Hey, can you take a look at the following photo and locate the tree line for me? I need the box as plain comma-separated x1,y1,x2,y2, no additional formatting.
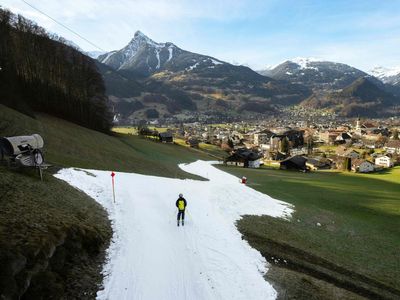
0,7,112,132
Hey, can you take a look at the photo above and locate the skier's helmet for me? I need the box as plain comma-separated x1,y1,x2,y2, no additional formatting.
179,193,183,198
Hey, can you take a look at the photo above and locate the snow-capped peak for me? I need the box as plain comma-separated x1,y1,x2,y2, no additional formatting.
369,66,400,79
130,30,162,48
289,57,323,69
264,57,323,70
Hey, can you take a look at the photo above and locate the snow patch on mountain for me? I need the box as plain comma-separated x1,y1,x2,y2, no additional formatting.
370,66,400,81
264,57,323,71
211,58,223,65
101,51,117,64
187,62,200,71
155,48,161,69
167,45,174,62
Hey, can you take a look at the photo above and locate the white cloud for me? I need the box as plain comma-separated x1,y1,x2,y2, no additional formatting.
1,0,399,71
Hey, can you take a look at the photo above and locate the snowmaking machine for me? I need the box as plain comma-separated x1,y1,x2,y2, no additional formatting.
0,134,47,179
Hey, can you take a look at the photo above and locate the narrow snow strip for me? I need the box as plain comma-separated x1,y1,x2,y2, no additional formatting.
101,51,117,63
167,46,173,62
155,49,161,69
55,160,293,300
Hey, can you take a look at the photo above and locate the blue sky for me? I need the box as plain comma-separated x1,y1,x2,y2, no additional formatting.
2,0,400,71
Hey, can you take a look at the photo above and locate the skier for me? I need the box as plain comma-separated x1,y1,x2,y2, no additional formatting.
176,193,187,226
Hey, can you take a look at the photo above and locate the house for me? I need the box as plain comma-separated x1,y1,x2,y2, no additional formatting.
384,140,400,154
253,130,275,146
290,147,308,156
319,130,342,144
280,155,307,171
306,157,332,170
187,137,200,148
375,155,394,168
270,130,305,152
334,132,352,144
225,149,262,168
351,159,375,173
336,147,360,159
158,132,173,143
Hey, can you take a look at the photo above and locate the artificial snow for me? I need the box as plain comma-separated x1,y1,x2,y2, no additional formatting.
55,160,293,300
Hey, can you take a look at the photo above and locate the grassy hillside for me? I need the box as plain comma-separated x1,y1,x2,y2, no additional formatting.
220,166,400,299
0,104,214,299
0,165,111,299
0,104,212,179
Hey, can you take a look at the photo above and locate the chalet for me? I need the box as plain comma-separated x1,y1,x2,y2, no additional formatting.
187,137,200,148
253,130,275,146
384,140,400,154
270,129,304,151
336,147,360,159
158,132,173,143
319,130,342,145
306,157,332,170
334,132,352,144
225,149,262,168
351,159,375,173
280,155,307,171
290,147,308,156
375,155,394,168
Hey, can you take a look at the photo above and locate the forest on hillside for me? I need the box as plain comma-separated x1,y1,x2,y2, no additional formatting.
0,7,112,132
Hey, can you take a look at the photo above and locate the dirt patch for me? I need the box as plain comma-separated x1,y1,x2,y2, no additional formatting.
242,229,400,300
266,264,364,300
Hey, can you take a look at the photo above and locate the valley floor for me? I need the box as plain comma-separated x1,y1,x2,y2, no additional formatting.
55,160,292,300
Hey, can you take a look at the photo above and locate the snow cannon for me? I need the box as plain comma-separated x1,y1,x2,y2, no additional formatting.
0,134,44,167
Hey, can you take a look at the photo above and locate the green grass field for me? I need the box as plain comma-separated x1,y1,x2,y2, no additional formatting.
0,104,213,179
173,137,228,160
220,165,400,297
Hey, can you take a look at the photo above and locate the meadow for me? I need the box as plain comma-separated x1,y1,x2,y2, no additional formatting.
220,165,400,299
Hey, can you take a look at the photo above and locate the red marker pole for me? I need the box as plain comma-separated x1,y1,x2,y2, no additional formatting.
111,171,116,203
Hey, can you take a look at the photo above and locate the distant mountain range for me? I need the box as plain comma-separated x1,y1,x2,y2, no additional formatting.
301,77,398,117
95,31,310,123
92,33,400,123
370,66,400,85
259,57,384,90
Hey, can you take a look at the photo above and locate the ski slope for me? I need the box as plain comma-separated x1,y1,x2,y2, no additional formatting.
55,160,293,300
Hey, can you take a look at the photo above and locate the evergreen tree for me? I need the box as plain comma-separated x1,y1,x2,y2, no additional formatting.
0,8,112,132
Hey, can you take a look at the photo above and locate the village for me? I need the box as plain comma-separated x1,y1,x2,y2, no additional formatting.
127,115,400,174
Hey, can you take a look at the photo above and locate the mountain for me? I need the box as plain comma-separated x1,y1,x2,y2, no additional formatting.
369,66,400,97
98,30,229,77
259,58,381,90
96,32,311,123
300,77,399,117
86,50,107,59
370,66,400,85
